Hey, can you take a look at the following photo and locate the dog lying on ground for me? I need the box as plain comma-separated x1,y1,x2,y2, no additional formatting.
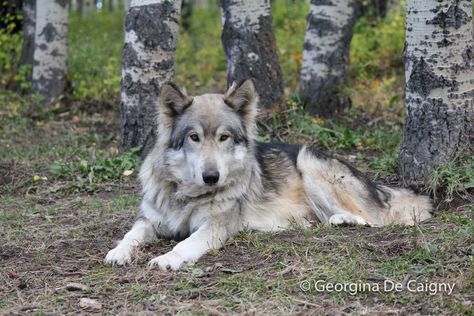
105,79,432,270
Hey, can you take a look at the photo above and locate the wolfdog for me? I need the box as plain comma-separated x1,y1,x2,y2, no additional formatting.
105,80,432,270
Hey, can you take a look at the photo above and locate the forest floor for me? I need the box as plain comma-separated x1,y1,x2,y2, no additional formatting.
0,93,472,315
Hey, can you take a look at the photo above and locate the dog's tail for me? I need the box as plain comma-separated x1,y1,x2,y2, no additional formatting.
381,186,433,225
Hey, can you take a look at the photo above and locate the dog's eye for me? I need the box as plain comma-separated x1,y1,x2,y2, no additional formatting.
190,134,200,142
220,135,230,142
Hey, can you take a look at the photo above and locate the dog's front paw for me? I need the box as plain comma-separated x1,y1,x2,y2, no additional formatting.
148,251,189,271
105,246,132,266
329,214,370,226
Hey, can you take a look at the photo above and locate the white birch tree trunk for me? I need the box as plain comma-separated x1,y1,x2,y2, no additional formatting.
121,0,182,155
112,0,120,11
221,0,284,111
32,0,69,106
124,0,132,12
365,0,390,17
105,0,119,11
181,0,193,29
399,0,473,185
71,0,78,12
299,0,362,117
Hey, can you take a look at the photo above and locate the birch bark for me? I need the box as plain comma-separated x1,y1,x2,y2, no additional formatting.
120,0,182,155
124,0,132,12
299,0,362,117
399,0,474,184
221,0,284,110
31,0,69,105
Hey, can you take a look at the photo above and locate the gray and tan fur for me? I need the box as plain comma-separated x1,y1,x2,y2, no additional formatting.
105,80,432,270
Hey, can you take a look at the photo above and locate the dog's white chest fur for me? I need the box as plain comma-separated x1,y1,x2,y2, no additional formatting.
140,191,239,240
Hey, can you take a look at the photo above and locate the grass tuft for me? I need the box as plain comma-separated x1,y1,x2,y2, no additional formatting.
427,153,474,204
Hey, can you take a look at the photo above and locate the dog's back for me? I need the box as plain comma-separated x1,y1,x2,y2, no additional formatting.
239,142,431,229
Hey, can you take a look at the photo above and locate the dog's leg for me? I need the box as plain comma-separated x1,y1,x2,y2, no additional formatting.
328,213,369,226
298,147,375,226
148,220,235,271
105,218,156,266
304,191,370,226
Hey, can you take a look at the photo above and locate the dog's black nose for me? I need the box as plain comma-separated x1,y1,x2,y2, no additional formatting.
202,171,219,185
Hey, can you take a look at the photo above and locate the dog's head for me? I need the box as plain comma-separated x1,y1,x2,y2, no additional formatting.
157,79,258,192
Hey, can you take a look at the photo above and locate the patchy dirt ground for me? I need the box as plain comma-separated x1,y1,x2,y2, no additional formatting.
0,106,472,315
1,192,472,315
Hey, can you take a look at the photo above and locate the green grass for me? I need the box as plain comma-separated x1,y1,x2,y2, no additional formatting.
68,10,124,103
427,154,474,204
175,4,226,93
350,3,406,80
47,146,140,192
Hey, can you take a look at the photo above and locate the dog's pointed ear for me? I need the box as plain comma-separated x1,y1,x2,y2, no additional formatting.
223,79,258,121
159,82,193,118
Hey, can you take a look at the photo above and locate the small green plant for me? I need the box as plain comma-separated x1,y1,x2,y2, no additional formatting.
368,151,398,173
0,6,22,88
48,147,141,191
350,3,406,80
15,64,32,92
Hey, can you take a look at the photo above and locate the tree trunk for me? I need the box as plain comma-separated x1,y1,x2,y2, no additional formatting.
19,0,35,68
124,0,132,12
31,0,69,106
77,0,84,15
299,0,362,117
399,0,473,185
82,0,95,16
71,0,78,12
105,0,118,12
181,0,193,30
112,0,120,11
121,0,182,155
220,0,284,111
107,0,114,12
364,0,390,18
